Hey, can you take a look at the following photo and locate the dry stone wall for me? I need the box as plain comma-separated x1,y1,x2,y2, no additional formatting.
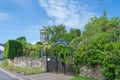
80,65,103,80
8,57,46,71
8,57,104,80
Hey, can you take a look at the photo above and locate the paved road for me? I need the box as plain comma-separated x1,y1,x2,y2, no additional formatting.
0,70,19,80
25,73,74,80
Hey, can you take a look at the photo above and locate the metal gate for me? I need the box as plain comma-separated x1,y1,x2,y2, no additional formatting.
46,56,74,75
46,56,58,72
46,40,74,75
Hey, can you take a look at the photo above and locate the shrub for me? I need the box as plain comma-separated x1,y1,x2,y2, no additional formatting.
4,40,23,59
102,51,120,80
74,29,120,80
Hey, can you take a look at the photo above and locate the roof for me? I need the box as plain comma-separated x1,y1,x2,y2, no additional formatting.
0,43,5,47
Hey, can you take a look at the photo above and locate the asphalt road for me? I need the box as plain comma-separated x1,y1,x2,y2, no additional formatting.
0,70,19,80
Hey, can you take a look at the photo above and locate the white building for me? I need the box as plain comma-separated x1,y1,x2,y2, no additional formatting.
0,43,5,59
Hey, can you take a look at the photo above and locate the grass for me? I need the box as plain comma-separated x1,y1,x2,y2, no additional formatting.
1,60,45,75
70,76,98,80
1,60,9,67
7,66,45,75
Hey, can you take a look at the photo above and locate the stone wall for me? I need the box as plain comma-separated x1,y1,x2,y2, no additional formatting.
8,57,46,71
80,65,103,80
7,57,104,79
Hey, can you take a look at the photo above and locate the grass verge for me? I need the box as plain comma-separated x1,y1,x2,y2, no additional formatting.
7,66,45,75
70,76,98,80
1,60,8,67
0,60,45,75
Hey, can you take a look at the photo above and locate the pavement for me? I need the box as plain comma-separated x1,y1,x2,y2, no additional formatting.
24,73,74,80
0,67,24,80
0,67,74,80
0,69,19,80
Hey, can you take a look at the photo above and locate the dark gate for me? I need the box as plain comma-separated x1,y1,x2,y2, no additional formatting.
46,56,58,72
46,56,74,75
46,40,74,75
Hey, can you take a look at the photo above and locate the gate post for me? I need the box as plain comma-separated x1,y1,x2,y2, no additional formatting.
64,64,66,75
46,46,48,72
55,56,58,73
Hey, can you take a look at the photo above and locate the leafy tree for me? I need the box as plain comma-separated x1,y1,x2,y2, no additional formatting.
16,36,26,47
108,17,120,27
45,24,67,43
62,28,81,42
35,41,43,45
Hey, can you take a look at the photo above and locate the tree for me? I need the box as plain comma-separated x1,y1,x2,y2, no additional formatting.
45,24,67,43
16,36,26,47
35,41,43,45
62,28,81,42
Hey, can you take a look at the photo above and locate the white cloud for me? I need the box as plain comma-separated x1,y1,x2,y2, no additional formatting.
46,20,54,26
38,0,97,30
0,12,11,21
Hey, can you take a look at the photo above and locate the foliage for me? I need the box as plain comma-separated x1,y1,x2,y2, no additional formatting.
72,64,80,75
45,24,67,43
16,36,26,47
62,28,81,42
52,44,73,64
70,76,98,80
24,44,43,58
35,41,43,45
102,41,120,80
74,11,120,80
16,36,43,58
45,24,81,44
34,44,43,57
74,28,120,79
4,40,23,59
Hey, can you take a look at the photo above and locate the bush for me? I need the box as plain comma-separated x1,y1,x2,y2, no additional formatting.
74,29,120,80
102,52,120,80
4,40,23,59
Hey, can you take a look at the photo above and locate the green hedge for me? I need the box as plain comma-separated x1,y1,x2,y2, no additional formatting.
4,40,23,59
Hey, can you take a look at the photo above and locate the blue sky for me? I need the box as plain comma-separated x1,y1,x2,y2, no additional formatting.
0,0,120,44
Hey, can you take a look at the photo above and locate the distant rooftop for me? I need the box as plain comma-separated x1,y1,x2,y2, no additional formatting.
0,43,5,47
